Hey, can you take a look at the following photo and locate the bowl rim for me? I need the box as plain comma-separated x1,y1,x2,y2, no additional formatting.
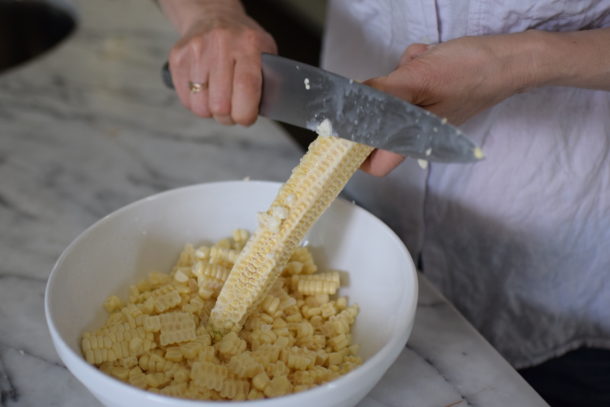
44,180,418,406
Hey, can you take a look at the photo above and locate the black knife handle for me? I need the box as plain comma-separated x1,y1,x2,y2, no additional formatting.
161,61,174,89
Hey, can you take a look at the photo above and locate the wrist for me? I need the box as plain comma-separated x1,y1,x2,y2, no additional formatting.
518,30,574,89
500,30,559,93
513,28,610,91
158,0,246,35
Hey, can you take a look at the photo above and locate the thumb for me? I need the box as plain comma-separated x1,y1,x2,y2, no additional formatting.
363,73,418,104
362,75,391,94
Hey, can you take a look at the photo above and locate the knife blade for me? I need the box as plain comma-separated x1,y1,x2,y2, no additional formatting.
162,54,483,163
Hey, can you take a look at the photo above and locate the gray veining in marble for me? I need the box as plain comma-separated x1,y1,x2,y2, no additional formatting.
0,0,548,406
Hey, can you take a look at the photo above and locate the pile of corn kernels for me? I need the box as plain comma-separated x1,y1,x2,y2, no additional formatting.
81,230,361,401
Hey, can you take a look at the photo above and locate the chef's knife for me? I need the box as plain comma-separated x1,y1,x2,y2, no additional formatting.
162,54,483,163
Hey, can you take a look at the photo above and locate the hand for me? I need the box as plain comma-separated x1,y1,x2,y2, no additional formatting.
361,33,535,176
164,1,277,125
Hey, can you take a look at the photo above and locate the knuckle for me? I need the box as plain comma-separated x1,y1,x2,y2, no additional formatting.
187,36,206,56
406,42,427,54
233,110,257,126
208,28,232,47
169,46,186,66
192,104,211,118
236,70,261,91
241,29,275,53
241,29,262,46
209,97,231,116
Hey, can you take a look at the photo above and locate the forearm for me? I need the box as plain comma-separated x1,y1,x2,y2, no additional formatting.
522,28,610,91
158,0,246,34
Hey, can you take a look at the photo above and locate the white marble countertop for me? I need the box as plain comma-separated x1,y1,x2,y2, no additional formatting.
0,1,548,406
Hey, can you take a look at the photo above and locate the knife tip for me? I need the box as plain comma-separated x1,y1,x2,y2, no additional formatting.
473,147,485,160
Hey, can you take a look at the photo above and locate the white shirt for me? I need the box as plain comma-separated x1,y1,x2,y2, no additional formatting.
321,0,610,368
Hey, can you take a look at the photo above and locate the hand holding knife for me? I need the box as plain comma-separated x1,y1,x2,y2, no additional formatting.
162,54,483,164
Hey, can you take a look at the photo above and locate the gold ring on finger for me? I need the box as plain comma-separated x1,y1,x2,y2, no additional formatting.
189,81,207,94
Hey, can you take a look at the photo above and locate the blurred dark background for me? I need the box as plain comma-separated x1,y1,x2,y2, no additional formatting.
243,0,326,149
0,1,75,73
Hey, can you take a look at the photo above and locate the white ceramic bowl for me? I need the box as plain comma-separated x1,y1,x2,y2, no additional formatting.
45,180,417,407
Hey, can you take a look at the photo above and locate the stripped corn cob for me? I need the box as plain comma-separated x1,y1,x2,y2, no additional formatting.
209,135,373,333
